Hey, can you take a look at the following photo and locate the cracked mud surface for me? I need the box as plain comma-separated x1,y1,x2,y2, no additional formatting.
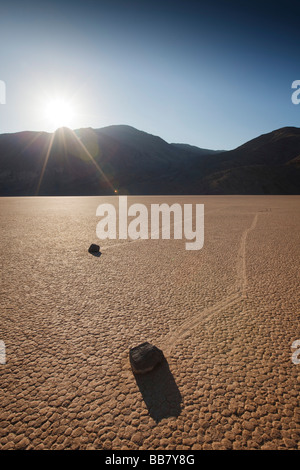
0,196,299,449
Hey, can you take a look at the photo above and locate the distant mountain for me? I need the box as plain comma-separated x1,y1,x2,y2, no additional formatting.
186,126,300,194
170,143,225,156
0,125,299,195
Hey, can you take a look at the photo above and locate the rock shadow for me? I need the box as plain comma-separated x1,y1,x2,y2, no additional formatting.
89,251,102,257
134,358,182,423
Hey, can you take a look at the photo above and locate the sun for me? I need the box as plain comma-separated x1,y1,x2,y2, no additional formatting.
44,97,74,129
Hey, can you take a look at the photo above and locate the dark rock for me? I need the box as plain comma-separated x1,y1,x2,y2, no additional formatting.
88,243,100,253
129,342,165,374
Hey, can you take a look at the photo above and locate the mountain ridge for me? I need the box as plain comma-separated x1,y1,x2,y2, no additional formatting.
0,125,299,195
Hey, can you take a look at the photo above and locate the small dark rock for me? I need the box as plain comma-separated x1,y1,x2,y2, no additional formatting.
88,243,100,253
129,342,165,374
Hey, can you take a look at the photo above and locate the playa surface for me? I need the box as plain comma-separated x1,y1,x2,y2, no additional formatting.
0,195,299,450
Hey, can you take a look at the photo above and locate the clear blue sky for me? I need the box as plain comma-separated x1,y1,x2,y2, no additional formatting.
0,0,299,149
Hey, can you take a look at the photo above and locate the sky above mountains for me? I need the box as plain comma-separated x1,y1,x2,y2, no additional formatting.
0,0,299,149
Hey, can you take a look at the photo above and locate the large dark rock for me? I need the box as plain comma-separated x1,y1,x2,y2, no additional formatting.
129,342,165,374
88,243,100,253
